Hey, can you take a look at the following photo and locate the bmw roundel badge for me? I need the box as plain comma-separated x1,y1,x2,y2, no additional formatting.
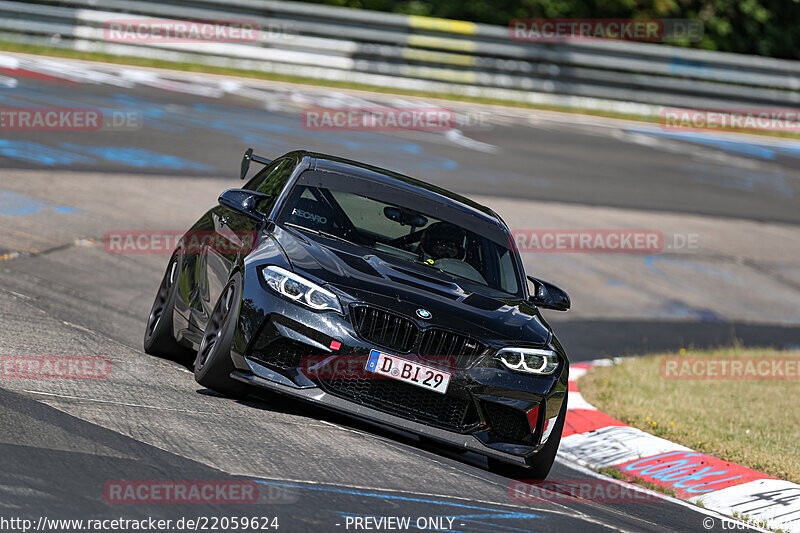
416,308,432,320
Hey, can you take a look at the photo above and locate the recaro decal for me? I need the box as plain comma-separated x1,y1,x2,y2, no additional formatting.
292,208,327,225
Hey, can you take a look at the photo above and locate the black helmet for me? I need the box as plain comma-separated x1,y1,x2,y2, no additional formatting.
420,222,466,260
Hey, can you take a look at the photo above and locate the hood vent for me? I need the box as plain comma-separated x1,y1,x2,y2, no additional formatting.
462,293,505,311
333,251,384,278
385,276,460,300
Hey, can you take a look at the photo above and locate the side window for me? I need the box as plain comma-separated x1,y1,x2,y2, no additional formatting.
243,158,284,191
498,248,519,295
285,187,335,233
243,158,294,215
256,159,293,197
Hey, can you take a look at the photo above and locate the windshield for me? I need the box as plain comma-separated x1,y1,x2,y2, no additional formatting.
276,170,521,296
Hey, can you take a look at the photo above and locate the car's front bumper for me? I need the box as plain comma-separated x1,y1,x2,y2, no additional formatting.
229,273,568,465
230,366,534,465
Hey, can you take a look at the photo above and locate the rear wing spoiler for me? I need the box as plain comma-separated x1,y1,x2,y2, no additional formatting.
240,148,272,180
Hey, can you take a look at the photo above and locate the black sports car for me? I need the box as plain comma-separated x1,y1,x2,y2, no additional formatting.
144,149,571,478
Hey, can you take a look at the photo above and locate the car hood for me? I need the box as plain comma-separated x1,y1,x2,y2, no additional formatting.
272,226,551,346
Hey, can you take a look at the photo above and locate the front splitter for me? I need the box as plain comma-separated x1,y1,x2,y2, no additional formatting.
230,369,533,466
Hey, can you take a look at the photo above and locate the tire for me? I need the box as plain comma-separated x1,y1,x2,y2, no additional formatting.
193,273,250,398
488,391,568,480
144,254,191,360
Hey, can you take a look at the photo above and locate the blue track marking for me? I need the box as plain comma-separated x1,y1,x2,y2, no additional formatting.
59,144,212,171
3,79,465,172
687,163,793,198
645,255,737,282
625,127,800,161
643,256,733,321
646,256,800,319
25,79,459,163
253,480,543,532
0,140,95,166
0,188,79,216
0,139,215,171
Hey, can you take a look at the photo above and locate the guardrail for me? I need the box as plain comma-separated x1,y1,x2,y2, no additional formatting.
1,0,799,115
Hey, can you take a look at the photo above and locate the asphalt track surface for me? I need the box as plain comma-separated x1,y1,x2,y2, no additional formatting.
1,53,797,532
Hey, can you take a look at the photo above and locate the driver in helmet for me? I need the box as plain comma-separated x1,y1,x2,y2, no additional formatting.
419,222,466,262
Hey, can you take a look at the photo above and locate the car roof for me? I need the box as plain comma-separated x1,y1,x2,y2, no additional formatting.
284,151,505,228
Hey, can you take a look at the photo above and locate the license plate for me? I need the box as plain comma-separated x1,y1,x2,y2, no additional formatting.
364,350,451,394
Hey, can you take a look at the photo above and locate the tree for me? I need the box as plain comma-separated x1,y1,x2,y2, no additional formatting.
303,0,800,59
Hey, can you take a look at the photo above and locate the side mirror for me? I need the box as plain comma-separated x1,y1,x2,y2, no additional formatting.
219,189,272,221
527,276,570,311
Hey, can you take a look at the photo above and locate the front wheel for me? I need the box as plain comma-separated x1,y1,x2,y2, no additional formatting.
489,391,568,480
193,273,250,398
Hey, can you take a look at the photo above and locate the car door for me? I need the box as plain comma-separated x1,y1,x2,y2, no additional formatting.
196,157,295,331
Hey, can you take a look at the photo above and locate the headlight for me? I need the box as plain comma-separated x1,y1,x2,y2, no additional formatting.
261,266,341,312
495,347,559,375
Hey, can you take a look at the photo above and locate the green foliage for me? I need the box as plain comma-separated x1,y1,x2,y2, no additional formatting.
301,0,800,59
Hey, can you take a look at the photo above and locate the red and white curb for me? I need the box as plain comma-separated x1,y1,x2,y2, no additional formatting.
560,360,800,532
